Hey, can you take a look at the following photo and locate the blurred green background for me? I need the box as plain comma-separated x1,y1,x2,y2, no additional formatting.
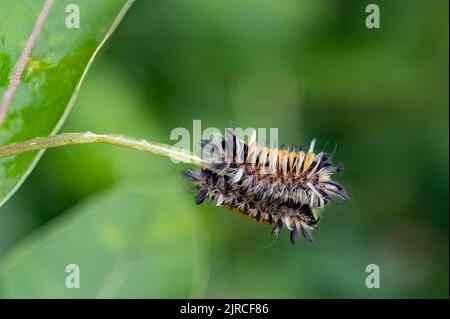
0,0,448,298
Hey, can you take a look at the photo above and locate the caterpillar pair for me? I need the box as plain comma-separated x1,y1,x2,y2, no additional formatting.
183,130,349,245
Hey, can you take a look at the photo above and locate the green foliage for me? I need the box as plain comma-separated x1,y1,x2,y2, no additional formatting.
0,180,207,298
0,0,448,299
0,0,134,207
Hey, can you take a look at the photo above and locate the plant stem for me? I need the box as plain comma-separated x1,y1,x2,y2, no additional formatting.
0,132,206,165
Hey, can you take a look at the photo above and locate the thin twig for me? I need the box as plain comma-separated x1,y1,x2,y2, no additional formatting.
0,132,206,165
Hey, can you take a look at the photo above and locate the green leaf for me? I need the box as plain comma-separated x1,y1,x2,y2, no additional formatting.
0,0,134,207
0,179,208,298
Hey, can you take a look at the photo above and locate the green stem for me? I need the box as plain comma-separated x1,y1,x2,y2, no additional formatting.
0,132,205,165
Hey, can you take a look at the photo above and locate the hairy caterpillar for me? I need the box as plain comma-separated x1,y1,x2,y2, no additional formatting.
183,129,349,245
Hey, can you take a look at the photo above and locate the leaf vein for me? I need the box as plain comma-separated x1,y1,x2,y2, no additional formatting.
0,0,54,126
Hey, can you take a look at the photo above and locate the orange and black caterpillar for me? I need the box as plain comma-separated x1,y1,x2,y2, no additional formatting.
183,129,349,245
